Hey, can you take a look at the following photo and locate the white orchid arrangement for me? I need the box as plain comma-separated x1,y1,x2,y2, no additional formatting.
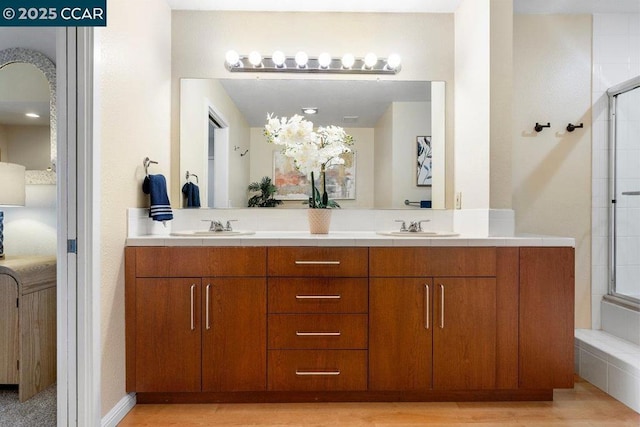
264,114,354,208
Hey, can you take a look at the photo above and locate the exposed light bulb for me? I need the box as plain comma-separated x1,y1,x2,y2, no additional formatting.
386,53,401,70
294,51,308,68
364,53,378,69
318,52,331,69
341,53,355,69
225,50,240,67
272,50,286,67
248,51,262,67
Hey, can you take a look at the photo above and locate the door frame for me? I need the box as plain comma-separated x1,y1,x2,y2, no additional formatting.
57,27,100,426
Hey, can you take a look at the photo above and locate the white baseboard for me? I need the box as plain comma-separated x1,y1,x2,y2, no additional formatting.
101,393,136,427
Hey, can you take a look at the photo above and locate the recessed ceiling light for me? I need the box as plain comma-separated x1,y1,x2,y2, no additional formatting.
25,113,40,118
302,108,318,115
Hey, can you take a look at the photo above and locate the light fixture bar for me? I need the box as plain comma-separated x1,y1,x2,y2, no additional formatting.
225,55,401,75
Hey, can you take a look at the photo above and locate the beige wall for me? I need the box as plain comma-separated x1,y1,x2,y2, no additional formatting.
4,125,50,169
454,0,491,209
513,15,592,328
171,11,455,208
391,102,432,208
96,0,172,416
455,0,513,211
180,79,250,208
489,0,513,209
374,105,394,208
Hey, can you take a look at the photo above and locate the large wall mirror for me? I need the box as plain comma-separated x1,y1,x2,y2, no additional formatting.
179,78,445,209
0,48,56,184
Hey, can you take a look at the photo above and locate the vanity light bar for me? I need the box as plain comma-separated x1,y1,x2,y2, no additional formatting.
225,51,401,75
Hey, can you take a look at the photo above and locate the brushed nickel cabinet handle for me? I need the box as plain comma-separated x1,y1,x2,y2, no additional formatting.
296,331,341,336
294,260,341,265
425,284,430,330
439,284,445,329
205,284,211,330
190,284,196,331
295,295,341,300
295,370,341,376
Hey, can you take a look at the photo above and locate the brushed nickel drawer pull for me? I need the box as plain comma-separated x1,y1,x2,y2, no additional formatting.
296,331,341,336
439,284,445,329
205,284,211,330
295,295,341,300
295,370,341,376
190,284,196,331
425,284,430,330
294,260,341,265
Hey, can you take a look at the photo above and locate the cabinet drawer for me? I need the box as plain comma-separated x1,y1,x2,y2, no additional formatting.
268,350,367,391
134,247,266,277
268,247,368,277
370,247,496,277
268,314,367,349
268,278,368,313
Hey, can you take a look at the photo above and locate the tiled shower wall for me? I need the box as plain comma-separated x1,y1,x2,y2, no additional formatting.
591,13,640,329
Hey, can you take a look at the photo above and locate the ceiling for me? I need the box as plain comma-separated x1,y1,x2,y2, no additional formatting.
166,0,640,14
217,79,432,127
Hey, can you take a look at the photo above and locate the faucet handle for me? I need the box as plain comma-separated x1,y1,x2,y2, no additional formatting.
395,219,407,231
202,219,216,231
417,220,431,231
224,219,238,231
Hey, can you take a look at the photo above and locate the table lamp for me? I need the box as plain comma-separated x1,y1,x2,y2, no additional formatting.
0,162,26,259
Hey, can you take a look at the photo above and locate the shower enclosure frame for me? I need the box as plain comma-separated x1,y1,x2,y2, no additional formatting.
607,75,640,311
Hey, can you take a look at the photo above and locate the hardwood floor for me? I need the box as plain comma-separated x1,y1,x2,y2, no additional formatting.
118,377,640,426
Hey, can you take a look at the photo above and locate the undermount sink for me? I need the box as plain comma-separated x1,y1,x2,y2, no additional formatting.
376,230,459,237
170,230,255,237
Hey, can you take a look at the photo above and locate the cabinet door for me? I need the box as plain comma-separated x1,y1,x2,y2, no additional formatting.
369,278,433,391
202,278,267,391
519,247,574,389
135,278,201,392
433,278,496,390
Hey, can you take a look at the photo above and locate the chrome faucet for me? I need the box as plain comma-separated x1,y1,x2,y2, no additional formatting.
404,219,431,232
202,219,237,232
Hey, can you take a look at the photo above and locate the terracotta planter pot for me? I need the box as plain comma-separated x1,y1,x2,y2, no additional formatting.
307,209,332,234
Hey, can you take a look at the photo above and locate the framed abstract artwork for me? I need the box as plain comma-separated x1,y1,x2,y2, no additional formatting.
273,151,356,200
416,136,432,186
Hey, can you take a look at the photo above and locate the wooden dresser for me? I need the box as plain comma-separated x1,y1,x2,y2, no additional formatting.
0,255,57,401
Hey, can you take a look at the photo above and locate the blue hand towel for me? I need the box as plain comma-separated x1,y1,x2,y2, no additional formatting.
142,174,173,222
182,182,201,208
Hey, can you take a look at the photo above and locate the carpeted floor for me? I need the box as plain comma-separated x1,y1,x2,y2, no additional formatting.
0,383,56,427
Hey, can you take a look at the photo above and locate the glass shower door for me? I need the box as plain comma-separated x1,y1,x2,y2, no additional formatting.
611,78,640,304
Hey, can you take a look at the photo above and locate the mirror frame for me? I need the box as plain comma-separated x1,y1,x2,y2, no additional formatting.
0,47,56,184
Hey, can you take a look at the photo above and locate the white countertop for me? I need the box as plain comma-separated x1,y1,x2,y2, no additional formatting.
126,231,575,247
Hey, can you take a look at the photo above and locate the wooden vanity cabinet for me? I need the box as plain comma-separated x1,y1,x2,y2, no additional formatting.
201,277,266,392
126,244,574,402
126,247,267,393
134,278,202,392
267,247,369,392
519,247,575,389
369,247,505,392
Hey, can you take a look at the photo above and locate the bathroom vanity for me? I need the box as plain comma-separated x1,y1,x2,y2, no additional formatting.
125,236,574,403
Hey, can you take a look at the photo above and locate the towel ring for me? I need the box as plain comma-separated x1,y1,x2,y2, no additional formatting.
143,157,158,176
186,171,199,183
